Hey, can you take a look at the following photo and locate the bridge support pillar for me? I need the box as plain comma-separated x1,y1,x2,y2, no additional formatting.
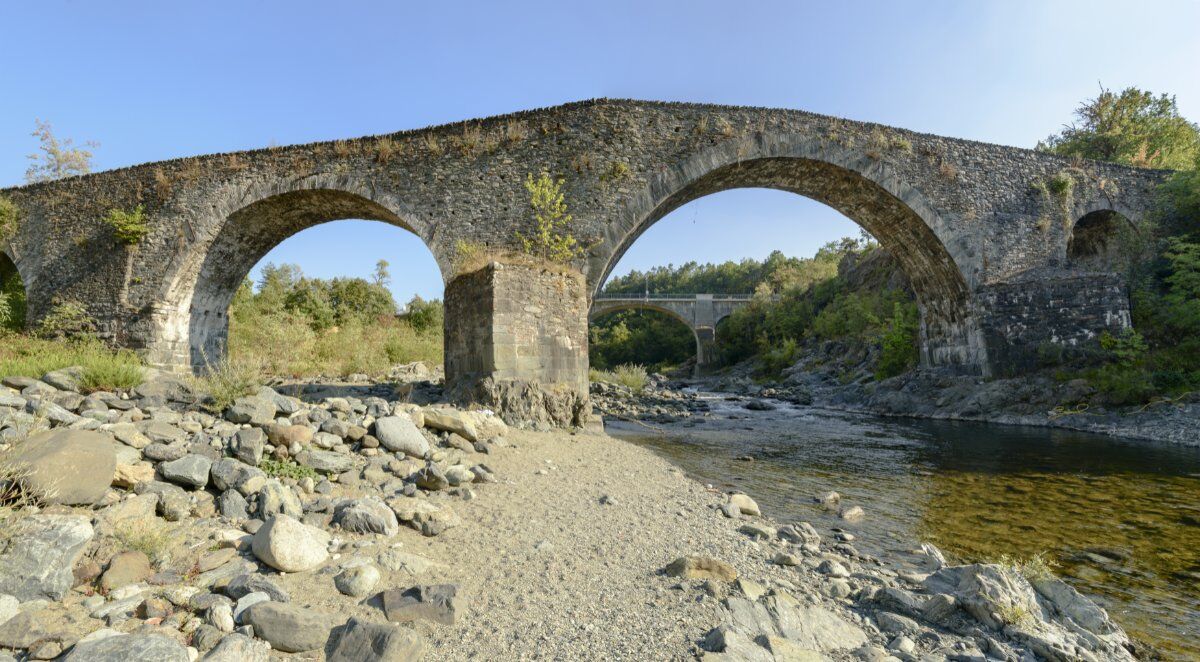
694,327,716,378
444,262,591,428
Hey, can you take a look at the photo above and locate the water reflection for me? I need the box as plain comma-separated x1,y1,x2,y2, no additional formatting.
609,400,1200,660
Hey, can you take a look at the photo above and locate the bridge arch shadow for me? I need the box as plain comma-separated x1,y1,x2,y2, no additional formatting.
593,135,986,373
0,250,27,332
157,186,443,372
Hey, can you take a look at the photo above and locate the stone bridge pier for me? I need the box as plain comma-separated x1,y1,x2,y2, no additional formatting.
589,294,753,376
0,100,1170,427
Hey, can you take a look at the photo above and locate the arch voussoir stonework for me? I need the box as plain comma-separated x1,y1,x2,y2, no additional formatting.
0,99,1173,423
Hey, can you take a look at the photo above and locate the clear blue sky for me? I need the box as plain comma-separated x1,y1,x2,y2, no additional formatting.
3,1,1198,303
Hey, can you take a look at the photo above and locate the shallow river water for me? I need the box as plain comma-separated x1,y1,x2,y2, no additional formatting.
607,393,1200,660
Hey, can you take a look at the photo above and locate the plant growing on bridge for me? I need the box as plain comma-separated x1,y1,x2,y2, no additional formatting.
35,298,96,340
0,195,20,242
102,205,149,245
1038,85,1199,170
599,160,631,185
517,171,584,264
25,120,96,184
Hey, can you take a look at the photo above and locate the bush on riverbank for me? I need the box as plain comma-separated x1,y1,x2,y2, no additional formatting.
0,333,144,392
589,364,649,392
226,264,443,379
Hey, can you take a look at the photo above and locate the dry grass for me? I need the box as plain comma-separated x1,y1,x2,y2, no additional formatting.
228,312,441,380
456,125,482,156
111,517,174,565
939,161,959,180
152,168,172,198
376,137,397,164
333,140,354,157
225,154,247,172
191,354,262,413
590,363,648,393
503,121,528,146
0,334,144,392
424,134,443,157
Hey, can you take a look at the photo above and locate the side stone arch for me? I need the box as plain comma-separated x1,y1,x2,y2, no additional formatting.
145,174,446,370
588,300,706,374
588,133,985,373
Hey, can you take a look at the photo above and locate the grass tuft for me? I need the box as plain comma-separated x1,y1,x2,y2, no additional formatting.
589,363,648,392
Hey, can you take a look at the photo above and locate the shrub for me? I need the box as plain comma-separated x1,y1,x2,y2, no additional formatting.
35,299,95,339
78,349,145,392
759,338,800,377
103,205,149,245
192,357,262,413
0,195,19,241
260,458,318,481
876,302,919,379
589,363,648,392
516,171,584,264
111,518,173,565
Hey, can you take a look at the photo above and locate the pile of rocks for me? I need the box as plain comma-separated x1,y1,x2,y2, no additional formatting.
0,367,505,660
689,493,1137,662
589,377,705,423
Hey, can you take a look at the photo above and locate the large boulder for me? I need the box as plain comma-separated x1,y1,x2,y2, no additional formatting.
421,408,479,442
244,602,330,653
158,454,213,489
325,617,425,662
64,632,190,661
3,429,116,505
225,396,276,426
373,416,430,458
335,497,400,536
251,515,330,572
0,514,93,600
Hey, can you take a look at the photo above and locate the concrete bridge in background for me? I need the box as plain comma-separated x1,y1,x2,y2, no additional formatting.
590,293,754,375
0,99,1170,426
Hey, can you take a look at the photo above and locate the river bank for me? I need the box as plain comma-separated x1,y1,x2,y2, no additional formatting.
0,367,1146,660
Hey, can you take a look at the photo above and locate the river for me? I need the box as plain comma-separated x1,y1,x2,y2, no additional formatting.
606,393,1200,660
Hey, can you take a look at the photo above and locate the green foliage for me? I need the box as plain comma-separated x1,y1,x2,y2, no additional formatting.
517,171,584,264
876,302,920,379
260,458,319,481
102,205,149,245
1038,86,1200,169
589,363,648,392
35,299,95,340
759,338,800,377
373,259,391,288
600,160,631,184
192,357,262,413
589,310,694,372
226,266,441,379
0,272,25,332
0,195,20,241
25,120,96,184
0,334,143,391
1099,329,1147,367
400,295,444,334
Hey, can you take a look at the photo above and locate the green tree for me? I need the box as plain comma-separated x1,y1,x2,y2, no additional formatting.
402,295,444,334
1038,86,1199,169
518,171,584,263
25,120,97,183
373,259,391,288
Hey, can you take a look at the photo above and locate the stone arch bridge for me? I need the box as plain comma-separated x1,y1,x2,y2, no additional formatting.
590,293,753,375
0,99,1169,425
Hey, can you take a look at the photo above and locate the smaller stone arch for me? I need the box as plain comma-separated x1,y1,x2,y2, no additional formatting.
1067,209,1135,273
588,300,707,377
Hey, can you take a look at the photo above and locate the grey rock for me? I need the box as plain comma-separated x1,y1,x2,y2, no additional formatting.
233,591,270,622
0,514,93,601
251,515,330,572
335,565,381,597
218,489,250,519
159,453,212,489
226,573,290,603
235,428,265,466
373,416,430,458
202,633,270,661
413,463,448,491
226,397,275,426
63,633,189,661
210,458,264,492
379,584,461,625
325,617,425,662
0,611,47,648
142,441,188,462
245,602,331,653
304,449,356,474
3,429,116,505
257,479,302,518
335,497,400,536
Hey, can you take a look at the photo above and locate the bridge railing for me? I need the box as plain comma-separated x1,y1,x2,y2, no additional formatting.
593,292,755,301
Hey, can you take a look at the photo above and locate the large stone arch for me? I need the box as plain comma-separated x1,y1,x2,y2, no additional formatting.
589,134,985,372
150,177,443,371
